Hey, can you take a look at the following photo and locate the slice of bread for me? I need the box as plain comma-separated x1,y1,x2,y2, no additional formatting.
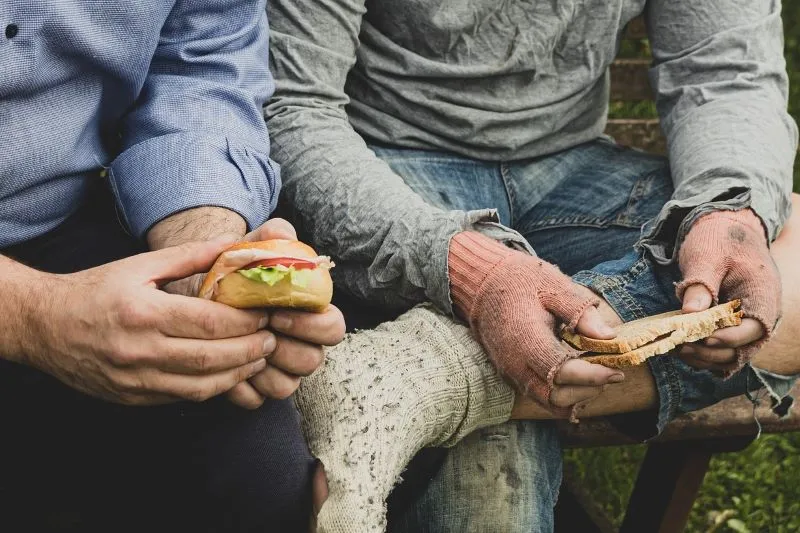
580,310,743,369
561,300,742,354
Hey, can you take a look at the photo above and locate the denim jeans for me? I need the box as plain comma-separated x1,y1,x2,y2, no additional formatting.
371,138,797,533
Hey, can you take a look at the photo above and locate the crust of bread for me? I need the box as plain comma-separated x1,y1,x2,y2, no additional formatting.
199,240,332,312
213,266,333,312
561,299,742,353
211,239,319,258
580,309,743,369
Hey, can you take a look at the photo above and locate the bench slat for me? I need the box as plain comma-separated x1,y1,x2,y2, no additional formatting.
609,58,652,102
605,118,665,154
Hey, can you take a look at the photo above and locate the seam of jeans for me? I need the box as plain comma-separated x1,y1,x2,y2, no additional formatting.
614,167,662,227
498,161,517,225
646,355,683,435
573,270,647,321
372,155,494,167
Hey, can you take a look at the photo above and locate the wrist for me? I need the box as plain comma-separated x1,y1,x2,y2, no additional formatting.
695,208,767,243
0,257,54,365
147,206,246,250
448,232,515,318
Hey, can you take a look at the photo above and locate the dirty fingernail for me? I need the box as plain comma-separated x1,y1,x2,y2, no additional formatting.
271,313,292,330
250,358,267,374
263,333,277,355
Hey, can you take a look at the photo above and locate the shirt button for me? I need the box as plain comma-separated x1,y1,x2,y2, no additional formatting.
5,24,19,39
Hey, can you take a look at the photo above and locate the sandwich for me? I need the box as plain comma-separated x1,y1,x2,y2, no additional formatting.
560,300,743,369
199,240,334,312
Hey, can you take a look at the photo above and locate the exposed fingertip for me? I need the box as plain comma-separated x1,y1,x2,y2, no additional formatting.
607,373,625,384
250,358,268,375
704,337,722,347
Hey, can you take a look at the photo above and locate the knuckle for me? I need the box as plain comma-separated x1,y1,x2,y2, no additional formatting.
107,345,144,367
549,388,568,408
185,386,213,403
294,347,325,376
114,372,148,394
198,311,219,338
193,349,212,372
271,378,300,400
116,300,155,329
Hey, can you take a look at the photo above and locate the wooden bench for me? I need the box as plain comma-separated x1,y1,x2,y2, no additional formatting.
553,18,800,533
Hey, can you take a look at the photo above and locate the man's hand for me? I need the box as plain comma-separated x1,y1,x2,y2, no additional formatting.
677,208,781,373
19,239,274,405
159,216,346,408
225,219,345,408
449,232,622,413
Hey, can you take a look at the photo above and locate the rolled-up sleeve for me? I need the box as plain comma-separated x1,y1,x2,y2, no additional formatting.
640,0,798,262
108,0,279,238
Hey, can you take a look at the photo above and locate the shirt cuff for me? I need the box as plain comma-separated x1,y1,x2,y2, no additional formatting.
638,186,763,265
108,132,280,238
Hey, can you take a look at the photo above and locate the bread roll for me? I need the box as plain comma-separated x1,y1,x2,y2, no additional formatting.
199,240,333,312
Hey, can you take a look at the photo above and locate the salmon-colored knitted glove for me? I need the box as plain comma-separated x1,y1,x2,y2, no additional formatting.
449,232,598,407
676,209,781,373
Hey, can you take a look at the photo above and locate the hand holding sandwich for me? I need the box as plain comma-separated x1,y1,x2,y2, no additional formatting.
449,232,620,412
677,208,781,373
194,219,345,408
2,239,274,405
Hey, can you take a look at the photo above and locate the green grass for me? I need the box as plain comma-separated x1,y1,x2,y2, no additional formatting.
565,433,800,533
569,8,800,532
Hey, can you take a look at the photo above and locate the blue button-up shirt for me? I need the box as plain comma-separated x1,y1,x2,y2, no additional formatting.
0,1,279,247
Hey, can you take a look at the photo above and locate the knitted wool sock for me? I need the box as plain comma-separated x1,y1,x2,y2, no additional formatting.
295,305,514,533
448,231,598,407
676,208,781,373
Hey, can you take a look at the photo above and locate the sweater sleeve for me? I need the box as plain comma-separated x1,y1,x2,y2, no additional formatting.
639,0,798,262
266,0,531,313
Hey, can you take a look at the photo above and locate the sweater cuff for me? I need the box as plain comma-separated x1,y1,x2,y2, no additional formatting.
448,231,515,317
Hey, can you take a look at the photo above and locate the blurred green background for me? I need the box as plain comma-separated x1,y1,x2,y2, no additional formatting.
567,5,800,532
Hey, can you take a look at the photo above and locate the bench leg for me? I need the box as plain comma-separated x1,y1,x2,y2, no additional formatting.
620,436,755,533
555,468,617,533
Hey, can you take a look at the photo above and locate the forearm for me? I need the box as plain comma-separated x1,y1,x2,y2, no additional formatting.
511,364,657,419
641,0,797,263
146,207,246,250
0,255,49,364
511,339,799,421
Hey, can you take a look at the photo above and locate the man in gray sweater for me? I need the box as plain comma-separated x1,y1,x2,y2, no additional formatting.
267,0,799,530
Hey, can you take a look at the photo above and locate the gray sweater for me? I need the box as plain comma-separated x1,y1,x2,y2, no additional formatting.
266,0,797,314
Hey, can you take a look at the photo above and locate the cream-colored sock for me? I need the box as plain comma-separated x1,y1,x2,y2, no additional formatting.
295,304,515,533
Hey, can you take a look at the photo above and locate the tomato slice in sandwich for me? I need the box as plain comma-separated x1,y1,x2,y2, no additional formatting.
241,257,317,270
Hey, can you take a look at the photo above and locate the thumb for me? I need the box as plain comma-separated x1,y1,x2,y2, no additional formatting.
243,218,298,242
131,236,236,286
681,283,714,313
574,305,616,339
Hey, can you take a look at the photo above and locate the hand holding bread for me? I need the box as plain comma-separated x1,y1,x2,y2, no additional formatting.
196,219,345,409
676,209,780,374
448,232,621,413
199,238,334,312
561,300,744,369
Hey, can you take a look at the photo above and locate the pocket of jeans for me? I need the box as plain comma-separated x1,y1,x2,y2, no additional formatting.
518,152,673,235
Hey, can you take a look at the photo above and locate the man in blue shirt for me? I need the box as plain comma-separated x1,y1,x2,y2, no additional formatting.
0,2,343,530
